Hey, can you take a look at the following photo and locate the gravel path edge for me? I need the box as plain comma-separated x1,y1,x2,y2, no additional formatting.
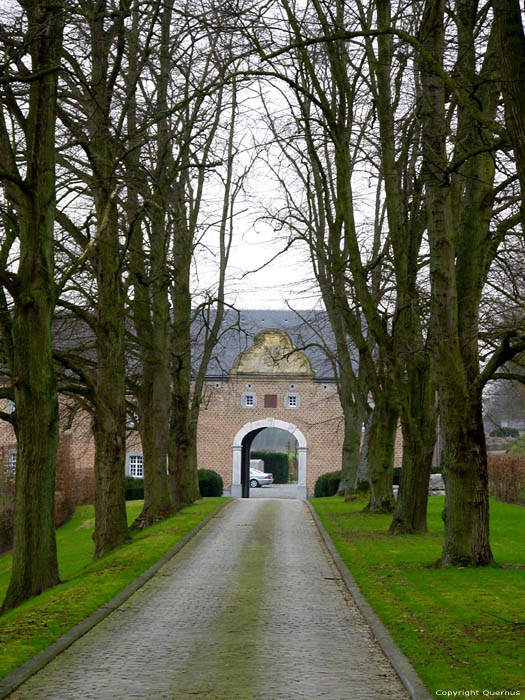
305,500,433,700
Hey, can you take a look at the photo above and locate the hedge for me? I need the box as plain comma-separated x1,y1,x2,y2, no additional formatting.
198,469,223,497
251,451,289,484
314,471,341,497
488,454,525,505
125,476,144,501
489,427,519,438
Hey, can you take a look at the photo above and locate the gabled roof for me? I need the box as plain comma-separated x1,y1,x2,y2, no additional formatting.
195,309,338,379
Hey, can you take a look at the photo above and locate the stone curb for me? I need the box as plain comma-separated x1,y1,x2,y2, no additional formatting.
305,500,433,700
0,499,233,700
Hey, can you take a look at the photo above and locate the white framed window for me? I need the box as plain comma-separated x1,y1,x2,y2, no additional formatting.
242,392,256,408
126,452,144,478
7,449,16,476
285,393,299,409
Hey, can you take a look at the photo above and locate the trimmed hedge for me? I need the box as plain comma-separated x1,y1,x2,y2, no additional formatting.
488,454,525,504
198,469,223,497
490,427,520,438
251,451,289,484
314,470,341,497
125,476,144,501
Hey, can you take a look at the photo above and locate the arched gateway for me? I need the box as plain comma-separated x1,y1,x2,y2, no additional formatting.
232,418,307,499
194,322,346,498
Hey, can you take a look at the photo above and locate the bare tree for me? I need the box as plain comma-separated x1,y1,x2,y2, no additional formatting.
418,0,524,566
0,0,64,612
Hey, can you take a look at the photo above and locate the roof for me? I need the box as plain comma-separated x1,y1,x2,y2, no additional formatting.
48,308,340,382
194,309,338,379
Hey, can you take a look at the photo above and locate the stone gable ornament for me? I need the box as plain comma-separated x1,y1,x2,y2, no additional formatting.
230,329,314,376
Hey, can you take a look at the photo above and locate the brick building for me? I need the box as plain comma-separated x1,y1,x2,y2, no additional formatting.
0,310,403,504
197,326,345,497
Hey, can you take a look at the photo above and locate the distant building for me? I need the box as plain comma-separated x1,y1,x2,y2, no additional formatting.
0,309,403,502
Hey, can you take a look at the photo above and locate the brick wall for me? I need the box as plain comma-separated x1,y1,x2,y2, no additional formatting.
197,376,345,495
0,377,404,506
0,414,76,551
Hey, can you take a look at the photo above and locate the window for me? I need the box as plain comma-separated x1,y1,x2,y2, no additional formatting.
242,392,256,408
7,450,16,476
7,400,15,414
285,393,300,409
264,394,277,408
126,453,144,478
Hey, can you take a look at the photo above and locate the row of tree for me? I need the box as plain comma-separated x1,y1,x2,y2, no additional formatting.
0,0,248,612
242,0,525,566
0,0,524,613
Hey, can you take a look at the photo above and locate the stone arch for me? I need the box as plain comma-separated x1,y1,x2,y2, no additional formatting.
232,418,307,499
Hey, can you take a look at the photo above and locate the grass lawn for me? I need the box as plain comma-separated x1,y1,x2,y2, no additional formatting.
0,498,228,679
311,496,525,698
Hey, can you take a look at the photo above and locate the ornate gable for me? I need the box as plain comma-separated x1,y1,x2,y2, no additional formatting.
230,329,314,376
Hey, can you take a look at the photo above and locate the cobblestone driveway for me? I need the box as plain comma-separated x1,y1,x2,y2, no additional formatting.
9,499,409,700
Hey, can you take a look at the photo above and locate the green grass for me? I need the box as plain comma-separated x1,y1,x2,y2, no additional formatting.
507,434,525,454
311,496,525,698
0,498,228,679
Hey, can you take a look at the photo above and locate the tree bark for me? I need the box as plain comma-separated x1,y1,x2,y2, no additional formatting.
366,390,397,513
169,191,200,507
439,392,492,566
361,0,437,532
390,365,436,534
88,1,129,558
338,398,364,498
493,0,525,231
1,0,63,613
126,3,173,528
419,0,496,565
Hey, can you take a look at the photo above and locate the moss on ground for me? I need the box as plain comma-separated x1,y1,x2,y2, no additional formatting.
0,498,227,679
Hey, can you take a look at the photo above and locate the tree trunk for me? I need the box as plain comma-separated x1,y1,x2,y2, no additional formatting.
134,362,173,528
2,293,60,611
125,3,173,529
169,411,199,508
338,400,364,498
92,398,128,558
169,200,199,507
87,1,129,559
419,0,495,566
366,394,397,513
439,394,492,566
1,0,63,613
91,206,129,557
356,410,373,487
390,424,435,534
390,368,436,534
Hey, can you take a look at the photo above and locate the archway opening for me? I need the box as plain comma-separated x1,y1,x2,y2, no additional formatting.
239,428,264,498
233,419,307,499
250,428,299,487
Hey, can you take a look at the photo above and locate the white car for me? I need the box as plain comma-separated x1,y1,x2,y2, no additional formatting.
249,468,274,488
